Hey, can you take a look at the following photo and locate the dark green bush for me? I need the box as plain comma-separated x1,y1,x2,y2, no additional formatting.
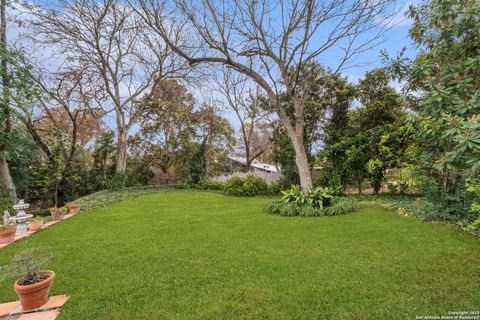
196,179,224,191
269,179,288,195
224,175,269,197
242,175,269,196
223,176,245,196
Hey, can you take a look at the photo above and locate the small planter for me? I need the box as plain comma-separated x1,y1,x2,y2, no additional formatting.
50,208,65,221
68,204,81,215
28,220,44,232
0,226,16,244
14,270,55,311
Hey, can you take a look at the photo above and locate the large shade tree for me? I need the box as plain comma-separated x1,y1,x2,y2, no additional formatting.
15,69,105,205
26,0,189,179
135,0,396,191
131,80,234,180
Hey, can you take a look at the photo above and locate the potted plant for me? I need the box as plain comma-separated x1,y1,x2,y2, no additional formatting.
0,223,16,244
67,203,81,215
50,207,65,221
28,217,44,232
0,248,56,311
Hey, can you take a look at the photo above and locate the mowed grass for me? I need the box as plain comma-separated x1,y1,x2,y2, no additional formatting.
0,191,479,319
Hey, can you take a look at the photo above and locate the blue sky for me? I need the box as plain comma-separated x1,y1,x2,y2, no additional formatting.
320,0,419,83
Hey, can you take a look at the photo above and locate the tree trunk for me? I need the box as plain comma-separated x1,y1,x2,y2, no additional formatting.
0,158,15,200
39,190,49,209
289,132,312,192
245,144,252,172
56,186,65,207
115,130,127,174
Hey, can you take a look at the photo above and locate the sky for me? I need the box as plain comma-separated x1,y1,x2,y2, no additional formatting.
8,0,421,132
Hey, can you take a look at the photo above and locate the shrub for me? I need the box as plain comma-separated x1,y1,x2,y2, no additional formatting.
278,202,301,216
264,201,284,214
223,176,246,196
324,197,359,216
209,171,280,185
197,179,224,191
266,185,358,217
269,179,288,195
281,185,305,204
107,173,128,190
299,205,325,217
0,189,13,215
318,172,345,196
399,182,409,195
242,175,269,196
264,201,332,217
387,183,398,194
306,187,333,209
224,175,269,197
281,186,334,209
126,156,154,187
458,219,480,234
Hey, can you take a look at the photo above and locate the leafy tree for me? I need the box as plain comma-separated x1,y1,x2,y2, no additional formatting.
188,138,207,184
389,0,480,217
133,81,234,182
194,104,235,177
90,131,116,191
322,75,357,148
314,73,356,191
320,69,405,194
132,80,197,176
8,125,41,201
126,156,154,187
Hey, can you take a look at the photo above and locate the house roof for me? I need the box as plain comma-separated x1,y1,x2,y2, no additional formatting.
228,156,280,173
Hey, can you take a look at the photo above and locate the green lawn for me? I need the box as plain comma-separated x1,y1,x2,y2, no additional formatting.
0,191,479,319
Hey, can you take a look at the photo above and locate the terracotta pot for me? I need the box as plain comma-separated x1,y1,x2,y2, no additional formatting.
0,226,16,244
28,220,44,232
68,204,81,215
50,208,65,221
14,270,55,311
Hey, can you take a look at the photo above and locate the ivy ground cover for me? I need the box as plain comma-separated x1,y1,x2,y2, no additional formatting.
0,191,479,319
